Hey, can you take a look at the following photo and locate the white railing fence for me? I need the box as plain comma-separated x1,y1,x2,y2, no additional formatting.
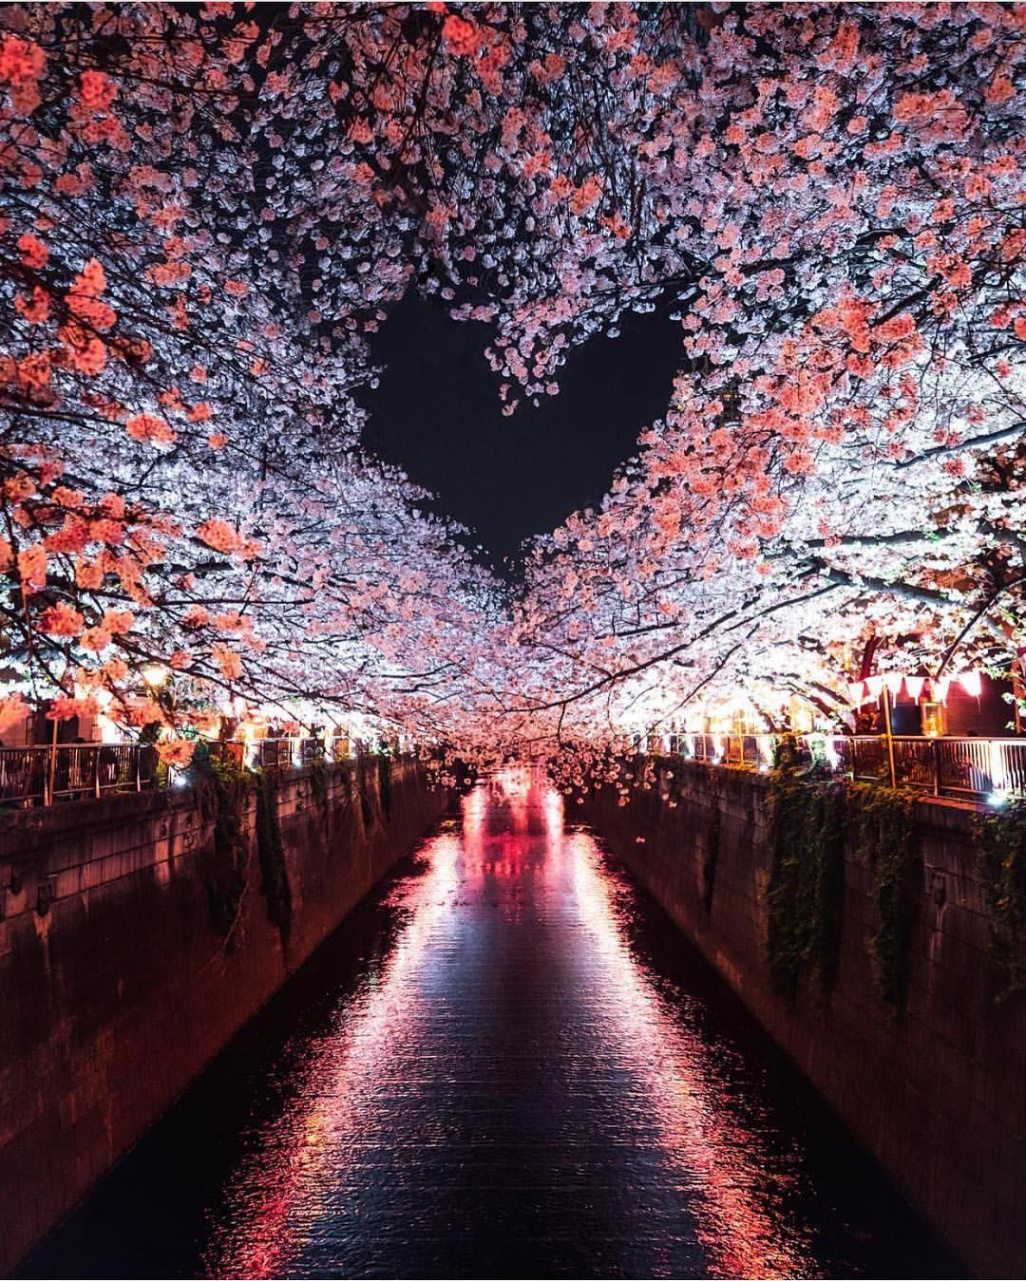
653,733,1026,803
0,735,375,807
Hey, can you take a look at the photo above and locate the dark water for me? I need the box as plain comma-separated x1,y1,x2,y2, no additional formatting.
22,771,963,1279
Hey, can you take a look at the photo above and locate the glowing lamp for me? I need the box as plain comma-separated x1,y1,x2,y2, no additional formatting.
956,671,983,698
142,663,169,689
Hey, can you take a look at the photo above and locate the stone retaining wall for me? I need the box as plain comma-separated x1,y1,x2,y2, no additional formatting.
0,758,450,1274
582,758,1026,1278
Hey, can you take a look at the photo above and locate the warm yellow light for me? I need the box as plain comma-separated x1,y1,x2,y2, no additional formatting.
142,663,169,689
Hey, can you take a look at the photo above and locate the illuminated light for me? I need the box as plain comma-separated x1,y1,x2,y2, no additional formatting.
904,676,926,702
201,814,464,1278
989,790,1010,808
142,663,169,688
956,670,983,698
988,741,1009,794
96,712,120,744
847,680,869,706
864,675,885,699
933,676,952,704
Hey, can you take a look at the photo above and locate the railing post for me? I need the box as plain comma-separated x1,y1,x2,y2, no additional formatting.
881,686,898,788
931,738,940,796
46,721,57,807
135,745,142,792
93,746,101,800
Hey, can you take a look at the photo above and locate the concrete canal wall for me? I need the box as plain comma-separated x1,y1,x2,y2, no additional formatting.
582,758,1026,1279
0,757,451,1275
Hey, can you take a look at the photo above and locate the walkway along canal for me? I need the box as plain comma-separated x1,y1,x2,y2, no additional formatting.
22,770,960,1279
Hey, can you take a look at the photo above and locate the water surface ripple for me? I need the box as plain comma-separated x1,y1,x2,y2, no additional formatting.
23,770,961,1279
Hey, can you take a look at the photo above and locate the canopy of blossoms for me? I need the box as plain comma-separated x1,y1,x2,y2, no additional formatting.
2,2,1025,768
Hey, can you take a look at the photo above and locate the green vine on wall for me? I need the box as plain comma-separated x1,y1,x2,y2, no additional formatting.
766,772,846,996
702,803,721,914
379,754,393,819
357,758,375,830
975,803,1026,1001
853,784,920,1014
308,758,329,819
254,770,293,945
192,744,250,945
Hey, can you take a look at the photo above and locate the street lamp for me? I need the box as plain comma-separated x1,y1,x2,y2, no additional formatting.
142,663,169,690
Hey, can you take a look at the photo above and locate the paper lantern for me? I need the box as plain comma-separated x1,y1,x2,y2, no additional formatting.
864,675,885,699
956,670,983,698
848,680,869,705
904,676,926,701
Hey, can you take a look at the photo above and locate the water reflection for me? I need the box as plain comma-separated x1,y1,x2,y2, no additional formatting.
23,769,960,1279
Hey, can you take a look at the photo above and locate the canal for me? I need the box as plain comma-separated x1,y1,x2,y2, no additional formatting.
22,770,961,1279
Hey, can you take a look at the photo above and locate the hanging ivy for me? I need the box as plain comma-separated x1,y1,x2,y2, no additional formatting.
853,784,920,1014
766,771,847,996
379,753,393,819
701,803,721,914
975,803,1026,1001
254,770,293,945
308,758,329,819
357,757,375,830
191,743,250,944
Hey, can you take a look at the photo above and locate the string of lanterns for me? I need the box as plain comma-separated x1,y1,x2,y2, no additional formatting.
847,671,984,706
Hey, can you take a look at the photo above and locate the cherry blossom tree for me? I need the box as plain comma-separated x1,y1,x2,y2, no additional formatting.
0,2,508,754
3,2,1025,767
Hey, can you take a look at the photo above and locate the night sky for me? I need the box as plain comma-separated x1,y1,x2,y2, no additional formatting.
360,294,684,573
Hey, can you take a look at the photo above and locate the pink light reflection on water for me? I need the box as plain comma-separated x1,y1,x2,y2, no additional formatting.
557,821,815,1278
202,824,463,1278
202,769,818,1278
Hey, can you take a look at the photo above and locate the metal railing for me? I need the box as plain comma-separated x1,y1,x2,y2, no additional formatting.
664,733,1026,803
216,735,353,773
0,743,159,807
0,735,362,807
